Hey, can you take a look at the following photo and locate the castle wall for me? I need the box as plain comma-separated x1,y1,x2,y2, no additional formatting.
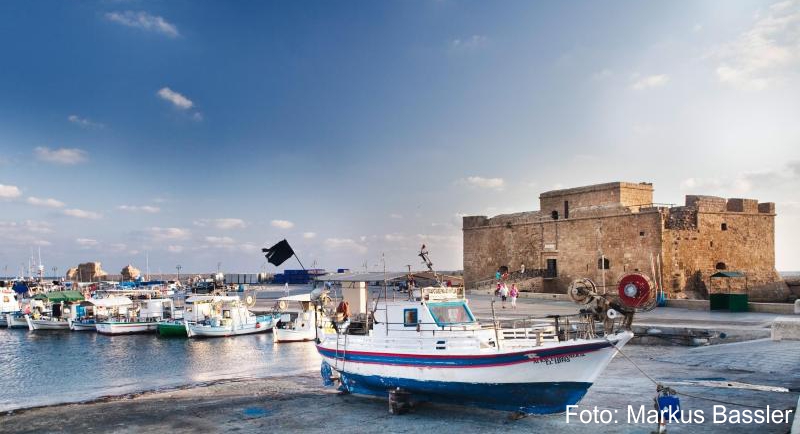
463,182,789,302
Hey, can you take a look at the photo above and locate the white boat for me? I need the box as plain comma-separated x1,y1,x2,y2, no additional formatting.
0,288,20,327
184,295,276,338
6,312,29,328
26,314,70,330
25,291,86,331
316,272,646,415
273,293,317,343
95,297,173,335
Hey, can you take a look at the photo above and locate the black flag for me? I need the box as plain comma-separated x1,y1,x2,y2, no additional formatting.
262,239,295,266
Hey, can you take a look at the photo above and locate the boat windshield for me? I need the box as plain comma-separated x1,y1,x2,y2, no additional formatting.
427,302,475,326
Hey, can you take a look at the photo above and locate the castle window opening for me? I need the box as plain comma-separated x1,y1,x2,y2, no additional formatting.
715,262,727,270
639,231,645,236
721,223,728,231
564,201,569,219
551,210,559,220
598,257,610,270
710,241,714,247
545,259,558,278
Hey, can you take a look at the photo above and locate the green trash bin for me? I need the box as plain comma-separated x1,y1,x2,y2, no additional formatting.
710,294,729,311
728,294,748,312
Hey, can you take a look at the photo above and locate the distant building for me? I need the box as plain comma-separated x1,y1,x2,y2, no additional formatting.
463,181,790,302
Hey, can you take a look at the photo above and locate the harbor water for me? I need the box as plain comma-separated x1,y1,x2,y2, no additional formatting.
0,328,321,412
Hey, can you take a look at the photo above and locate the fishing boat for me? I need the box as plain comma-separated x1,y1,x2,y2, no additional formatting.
6,312,29,328
184,295,276,338
95,297,174,335
25,291,85,331
273,294,317,343
0,287,20,327
69,296,130,331
315,250,656,415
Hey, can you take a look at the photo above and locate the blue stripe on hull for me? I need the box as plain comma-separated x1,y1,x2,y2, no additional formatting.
338,372,591,414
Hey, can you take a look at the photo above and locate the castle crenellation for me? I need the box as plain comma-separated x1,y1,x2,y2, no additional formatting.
463,181,791,302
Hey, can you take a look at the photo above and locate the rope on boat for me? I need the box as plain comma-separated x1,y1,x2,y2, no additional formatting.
605,337,775,410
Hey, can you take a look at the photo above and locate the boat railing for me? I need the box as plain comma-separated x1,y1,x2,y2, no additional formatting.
490,313,610,342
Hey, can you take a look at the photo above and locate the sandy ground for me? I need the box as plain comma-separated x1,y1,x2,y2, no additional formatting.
2,344,797,434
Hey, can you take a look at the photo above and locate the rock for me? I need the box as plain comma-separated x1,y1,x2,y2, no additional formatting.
121,264,141,281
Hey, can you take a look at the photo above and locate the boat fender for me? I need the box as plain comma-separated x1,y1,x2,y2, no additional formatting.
606,309,619,320
320,361,334,387
256,322,261,329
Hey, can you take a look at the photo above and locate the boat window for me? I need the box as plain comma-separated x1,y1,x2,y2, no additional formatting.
427,302,474,326
403,309,418,327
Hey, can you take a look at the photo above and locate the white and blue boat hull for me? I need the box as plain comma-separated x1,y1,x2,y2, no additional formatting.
317,331,632,414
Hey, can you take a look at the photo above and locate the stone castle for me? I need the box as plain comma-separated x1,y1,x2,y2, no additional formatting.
463,182,791,302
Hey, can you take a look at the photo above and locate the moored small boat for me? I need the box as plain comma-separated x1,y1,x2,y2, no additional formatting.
157,319,188,337
184,295,276,338
68,318,96,331
6,312,29,328
95,297,174,335
25,314,70,330
273,294,317,343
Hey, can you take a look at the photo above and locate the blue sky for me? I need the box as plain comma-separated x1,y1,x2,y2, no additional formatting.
1,0,799,275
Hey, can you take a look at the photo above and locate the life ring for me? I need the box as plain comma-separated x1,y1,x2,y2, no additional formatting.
245,295,254,306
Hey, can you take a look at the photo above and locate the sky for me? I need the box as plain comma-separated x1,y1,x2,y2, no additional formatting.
1,0,799,276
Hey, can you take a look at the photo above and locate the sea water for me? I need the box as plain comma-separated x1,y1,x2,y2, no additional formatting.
0,328,321,411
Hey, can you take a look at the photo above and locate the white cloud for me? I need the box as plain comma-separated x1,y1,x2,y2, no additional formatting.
631,74,669,90
76,238,99,247
157,87,193,109
0,184,22,199
63,208,103,220
26,197,65,208
144,227,190,240
384,233,405,242
105,11,179,38
271,219,294,229
460,176,505,190
591,68,613,80
303,232,317,239
109,243,127,252
324,238,368,254
34,146,88,165
117,205,160,213
193,218,246,229
68,115,103,129
389,213,403,219
167,245,184,253
712,1,800,90
0,220,53,246
451,35,488,51
205,236,235,245
680,160,800,195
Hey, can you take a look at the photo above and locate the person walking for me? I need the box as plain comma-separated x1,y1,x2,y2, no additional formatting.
510,284,519,309
499,283,509,309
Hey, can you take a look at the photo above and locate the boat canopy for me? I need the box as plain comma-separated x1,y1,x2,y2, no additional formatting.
89,296,133,307
32,291,85,302
276,293,312,302
185,295,240,303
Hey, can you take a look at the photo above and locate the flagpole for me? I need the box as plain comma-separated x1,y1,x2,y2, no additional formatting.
293,253,306,271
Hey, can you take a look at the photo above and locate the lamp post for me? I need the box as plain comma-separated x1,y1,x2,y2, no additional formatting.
176,265,182,284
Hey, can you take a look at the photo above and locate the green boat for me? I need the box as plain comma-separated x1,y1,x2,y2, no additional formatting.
157,320,187,337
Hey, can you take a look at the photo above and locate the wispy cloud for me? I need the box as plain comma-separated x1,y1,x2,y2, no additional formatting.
384,233,405,242
0,220,53,246
68,115,104,129
324,237,367,254
451,35,488,52
271,219,294,229
144,226,190,240
117,205,160,213
105,11,179,38
712,0,800,90
459,176,505,190
63,208,103,220
194,218,246,229
680,160,800,195
76,238,99,248
167,245,184,253
389,213,403,219
205,236,235,245
303,232,317,239
27,197,65,208
0,184,22,199
157,87,193,109
631,74,669,90
34,146,88,165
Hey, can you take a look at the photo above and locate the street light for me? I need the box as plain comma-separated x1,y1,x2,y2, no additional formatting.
176,265,182,284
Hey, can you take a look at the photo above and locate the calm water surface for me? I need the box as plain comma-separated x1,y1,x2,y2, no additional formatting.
0,328,321,411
